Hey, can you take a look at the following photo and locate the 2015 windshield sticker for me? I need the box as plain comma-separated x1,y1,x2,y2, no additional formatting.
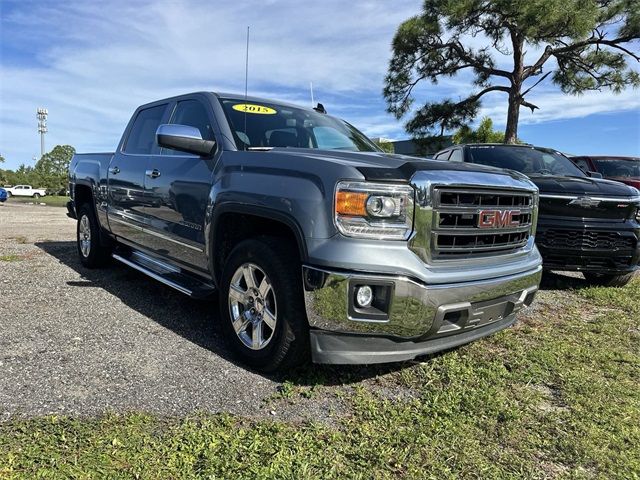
232,103,277,114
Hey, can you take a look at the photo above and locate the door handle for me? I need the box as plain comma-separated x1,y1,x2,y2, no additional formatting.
109,166,120,175
145,169,161,179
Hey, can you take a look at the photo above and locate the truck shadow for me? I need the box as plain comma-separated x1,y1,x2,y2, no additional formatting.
35,241,412,385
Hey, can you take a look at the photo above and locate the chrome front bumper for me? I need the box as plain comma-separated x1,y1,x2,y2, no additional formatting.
303,264,542,364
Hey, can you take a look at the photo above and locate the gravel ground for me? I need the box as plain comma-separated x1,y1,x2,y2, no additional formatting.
0,202,620,423
0,202,351,423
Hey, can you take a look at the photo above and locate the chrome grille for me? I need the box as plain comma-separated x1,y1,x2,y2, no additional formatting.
432,188,535,257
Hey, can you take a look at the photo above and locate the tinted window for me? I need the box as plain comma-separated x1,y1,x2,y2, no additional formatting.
593,158,640,177
435,151,451,160
449,149,463,162
163,100,215,156
220,98,379,152
573,158,591,172
468,146,586,177
124,104,167,154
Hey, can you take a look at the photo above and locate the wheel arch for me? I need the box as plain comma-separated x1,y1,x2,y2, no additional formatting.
209,203,308,286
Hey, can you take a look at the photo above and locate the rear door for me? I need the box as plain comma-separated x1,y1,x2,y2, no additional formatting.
141,95,219,271
107,102,170,244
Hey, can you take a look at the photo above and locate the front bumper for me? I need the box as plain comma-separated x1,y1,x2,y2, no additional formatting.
303,265,541,364
536,221,640,274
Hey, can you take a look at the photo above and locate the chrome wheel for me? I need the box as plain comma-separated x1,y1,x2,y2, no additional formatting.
79,214,91,258
228,263,277,350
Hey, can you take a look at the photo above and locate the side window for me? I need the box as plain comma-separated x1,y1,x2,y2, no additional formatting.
163,100,215,156
124,104,167,154
449,149,463,162
435,151,450,160
573,158,590,172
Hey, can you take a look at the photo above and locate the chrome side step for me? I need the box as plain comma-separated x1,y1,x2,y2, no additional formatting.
112,252,215,299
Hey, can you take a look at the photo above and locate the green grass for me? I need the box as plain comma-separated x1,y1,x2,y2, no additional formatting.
1,278,639,479
0,254,21,262
7,195,69,207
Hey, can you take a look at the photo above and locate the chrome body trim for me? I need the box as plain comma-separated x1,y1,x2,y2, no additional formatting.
112,254,193,296
108,215,204,252
539,194,640,203
303,264,542,339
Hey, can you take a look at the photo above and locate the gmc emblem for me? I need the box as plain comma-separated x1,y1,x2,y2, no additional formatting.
478,209,521,229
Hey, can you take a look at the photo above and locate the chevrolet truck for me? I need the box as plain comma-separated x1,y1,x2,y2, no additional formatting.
68,92,542,372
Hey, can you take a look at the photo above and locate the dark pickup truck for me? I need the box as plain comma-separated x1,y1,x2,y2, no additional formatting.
436,144,640,286
68,92,542,371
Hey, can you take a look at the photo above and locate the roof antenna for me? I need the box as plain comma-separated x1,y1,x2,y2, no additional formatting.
243,26,250,150
310,81,314,107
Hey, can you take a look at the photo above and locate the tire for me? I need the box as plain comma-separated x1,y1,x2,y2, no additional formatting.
33,193,40,199
219,237,308,372
6,192,11,198
77,203,111,268
583,272,636,287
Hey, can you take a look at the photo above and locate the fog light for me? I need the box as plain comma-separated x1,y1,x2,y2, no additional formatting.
356,285,373,308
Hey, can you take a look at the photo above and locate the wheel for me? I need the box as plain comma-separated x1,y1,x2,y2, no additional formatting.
583,272,636,287
77,203,111,268
219,237,308,372
6,191,11,198
33,193,40,199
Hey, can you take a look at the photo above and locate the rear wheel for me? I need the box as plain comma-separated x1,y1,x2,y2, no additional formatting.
6,191,11,198
77,203,111,268
583,272,636,287
33,193,40,199
219,237,308,372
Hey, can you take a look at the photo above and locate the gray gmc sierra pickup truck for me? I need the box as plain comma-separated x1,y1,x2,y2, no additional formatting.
68,92,542,372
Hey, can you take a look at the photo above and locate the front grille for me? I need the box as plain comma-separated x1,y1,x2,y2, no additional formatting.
543,254,634,270
432,188,534,258
538,230,637,251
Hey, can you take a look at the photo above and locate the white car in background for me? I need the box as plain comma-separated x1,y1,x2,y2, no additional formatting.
5,185,47,198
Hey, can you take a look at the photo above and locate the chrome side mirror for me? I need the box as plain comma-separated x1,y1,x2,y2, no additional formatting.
156,124,216,157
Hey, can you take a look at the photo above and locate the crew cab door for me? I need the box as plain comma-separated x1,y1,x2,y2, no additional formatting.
141,96,218,271
107,102,170,243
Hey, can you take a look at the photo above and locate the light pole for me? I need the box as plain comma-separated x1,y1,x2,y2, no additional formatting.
37,107,48,158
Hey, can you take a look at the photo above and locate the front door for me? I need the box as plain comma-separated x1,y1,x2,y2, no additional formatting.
142,96,218,272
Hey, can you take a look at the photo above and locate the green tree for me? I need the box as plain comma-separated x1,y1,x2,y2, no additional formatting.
0,153,5,163
34,145,75,194
452,117,507,144
384,0,640,143
373,139,395,153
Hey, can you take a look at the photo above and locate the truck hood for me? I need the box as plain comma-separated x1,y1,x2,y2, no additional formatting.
529,174,638,198
274,148,529,183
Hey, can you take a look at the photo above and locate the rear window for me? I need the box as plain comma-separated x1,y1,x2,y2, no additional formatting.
468,146,585,177
124,104,167,154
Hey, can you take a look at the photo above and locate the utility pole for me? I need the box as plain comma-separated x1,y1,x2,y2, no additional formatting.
37,107,48,158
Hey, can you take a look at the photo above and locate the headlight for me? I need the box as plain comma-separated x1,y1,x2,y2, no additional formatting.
335,181,414,240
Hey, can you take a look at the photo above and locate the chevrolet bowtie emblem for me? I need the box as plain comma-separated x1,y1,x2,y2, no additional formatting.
569,196,601,208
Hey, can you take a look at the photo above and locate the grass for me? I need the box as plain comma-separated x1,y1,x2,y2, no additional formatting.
0,254,21,262
7,195,69,207
0,278,639,479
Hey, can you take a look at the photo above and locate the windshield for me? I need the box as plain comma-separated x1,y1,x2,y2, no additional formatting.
219,98,380,152
468,145,586,177
593,158,640,178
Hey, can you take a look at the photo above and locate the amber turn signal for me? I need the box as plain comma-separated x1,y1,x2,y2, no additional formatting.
336,191,368,216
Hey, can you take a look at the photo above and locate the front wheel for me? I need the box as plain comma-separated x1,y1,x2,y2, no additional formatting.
33,193,40,199
583,272,636,287
6,192,11,198
219,237,308,372
77,203,111,268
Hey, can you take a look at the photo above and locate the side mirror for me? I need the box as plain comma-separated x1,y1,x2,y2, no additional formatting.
587,171,603,179
156,124,216,157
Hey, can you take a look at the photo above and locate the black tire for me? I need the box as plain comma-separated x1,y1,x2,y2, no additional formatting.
33,193,40,199
219,237,308,372
6,191,11,198
583,272,636,287
77,203,111,268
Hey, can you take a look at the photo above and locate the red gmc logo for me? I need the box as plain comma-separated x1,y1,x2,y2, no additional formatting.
478,209,521,229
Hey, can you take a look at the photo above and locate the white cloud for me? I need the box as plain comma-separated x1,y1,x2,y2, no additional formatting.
1,0,638,167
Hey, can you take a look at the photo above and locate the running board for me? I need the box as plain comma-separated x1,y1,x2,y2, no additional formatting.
112,253,216,299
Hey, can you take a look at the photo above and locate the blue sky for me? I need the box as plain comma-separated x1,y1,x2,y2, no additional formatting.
1,0,638,170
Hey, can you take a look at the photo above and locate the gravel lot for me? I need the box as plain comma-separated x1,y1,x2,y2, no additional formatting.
0,201,615,423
